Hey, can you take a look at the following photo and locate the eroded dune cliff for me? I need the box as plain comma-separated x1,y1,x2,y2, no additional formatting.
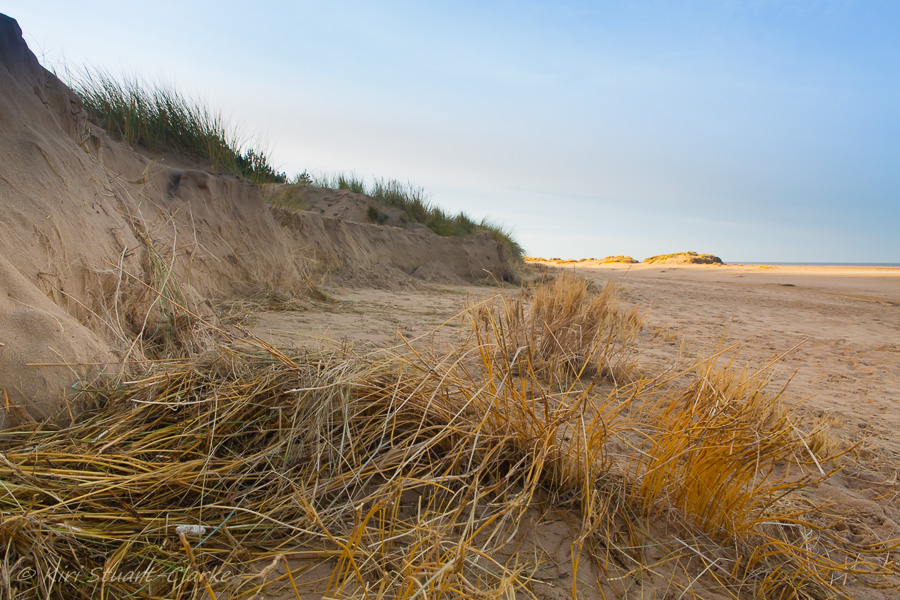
0,14,515,426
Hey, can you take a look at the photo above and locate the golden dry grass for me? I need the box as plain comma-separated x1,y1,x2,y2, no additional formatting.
469,272,643,385
1,274,897,599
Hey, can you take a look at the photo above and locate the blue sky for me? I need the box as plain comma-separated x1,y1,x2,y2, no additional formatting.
6,1,899,262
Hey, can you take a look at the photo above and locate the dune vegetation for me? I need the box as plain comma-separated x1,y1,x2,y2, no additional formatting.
0,271,892,599
597,255,638,264
301,173,524,262
70,70,287,184
526,256,639,264
69,72,524,262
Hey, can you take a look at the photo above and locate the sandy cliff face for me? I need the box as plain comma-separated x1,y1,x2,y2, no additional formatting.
273,208,515,285
0,14,516,427
0,14,307,425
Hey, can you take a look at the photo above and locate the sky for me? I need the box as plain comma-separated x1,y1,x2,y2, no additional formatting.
5,1,899,262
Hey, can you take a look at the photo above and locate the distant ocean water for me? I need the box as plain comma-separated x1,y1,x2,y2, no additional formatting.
732,262,900,267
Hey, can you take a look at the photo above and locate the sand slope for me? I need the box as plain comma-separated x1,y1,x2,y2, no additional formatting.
0,14,516,426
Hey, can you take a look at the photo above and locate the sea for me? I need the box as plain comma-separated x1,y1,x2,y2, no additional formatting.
732,262,900,268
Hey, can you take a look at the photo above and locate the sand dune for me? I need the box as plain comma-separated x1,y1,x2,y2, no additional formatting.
2,10,900,599
0,14,513,425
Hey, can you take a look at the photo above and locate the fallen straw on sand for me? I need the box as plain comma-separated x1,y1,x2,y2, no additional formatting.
1,273,896,599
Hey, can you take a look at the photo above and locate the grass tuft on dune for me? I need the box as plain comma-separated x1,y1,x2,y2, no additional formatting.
69,69,287,184
70,70,525,264
294,172,525,262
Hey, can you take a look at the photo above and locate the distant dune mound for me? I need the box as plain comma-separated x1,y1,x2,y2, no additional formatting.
598,255,638,264
643,251,724,265
524,255,638,265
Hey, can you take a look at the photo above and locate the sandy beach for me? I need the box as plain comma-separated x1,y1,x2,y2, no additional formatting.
3,12,900,598
239,262,900,598
578,263,900,414
255,262,900,457
255,265,900,440
583,263,900,484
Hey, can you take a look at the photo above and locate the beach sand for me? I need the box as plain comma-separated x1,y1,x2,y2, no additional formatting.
574,263,900,449
255,265,900,440
251,262,900,467
5,12,899,595
245,262,900,598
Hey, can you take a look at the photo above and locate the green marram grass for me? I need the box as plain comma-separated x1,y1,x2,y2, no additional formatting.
69,70,286,184
307,172,525,262
70,71,523,262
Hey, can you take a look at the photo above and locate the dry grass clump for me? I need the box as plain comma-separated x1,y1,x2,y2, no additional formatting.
470,272,643,384
0,336,629,598
633,356,810,538
793,411,848,462
260,183,310,212
2,274,897,599
627,353,899,599
214,287,333,326
534,277,641,381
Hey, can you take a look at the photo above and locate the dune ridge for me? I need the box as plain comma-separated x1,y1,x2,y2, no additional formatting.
0,14,516,426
